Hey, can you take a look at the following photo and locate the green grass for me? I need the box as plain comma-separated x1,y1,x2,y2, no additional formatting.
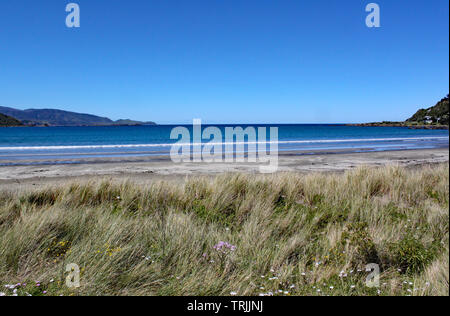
0,164,448,296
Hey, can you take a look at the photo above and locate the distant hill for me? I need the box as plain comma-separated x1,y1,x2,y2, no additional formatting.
407,95,449,125
113,119,156,126
346,95,449,130
0,106,156,127
0,113,23,127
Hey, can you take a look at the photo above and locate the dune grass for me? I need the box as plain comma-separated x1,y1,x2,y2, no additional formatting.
0,163,448,296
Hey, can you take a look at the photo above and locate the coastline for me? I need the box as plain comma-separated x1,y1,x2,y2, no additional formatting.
346,123,449,130
0,148,448,190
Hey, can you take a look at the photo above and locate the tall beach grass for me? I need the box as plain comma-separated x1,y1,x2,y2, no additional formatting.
0,164,448,296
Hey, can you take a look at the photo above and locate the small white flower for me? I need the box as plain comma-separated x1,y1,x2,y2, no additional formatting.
290,285,295,289
283,291,289,295
230,292,238,296
329,286,334,290
350,285,356,289
339,272,347,278
0,292,6,296
49,279,54,283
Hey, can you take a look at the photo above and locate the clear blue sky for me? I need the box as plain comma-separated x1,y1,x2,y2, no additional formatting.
0,0,448,124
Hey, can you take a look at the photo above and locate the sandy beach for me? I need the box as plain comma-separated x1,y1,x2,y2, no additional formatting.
0,148,448,190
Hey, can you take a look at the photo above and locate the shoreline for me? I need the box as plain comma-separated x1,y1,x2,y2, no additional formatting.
346,123,449,130
0,148,448,190
0,138,448,166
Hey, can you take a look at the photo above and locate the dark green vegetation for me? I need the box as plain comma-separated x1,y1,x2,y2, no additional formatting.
0,113,23,127
0,106,156,127
0,164,448,296
407,95,449,126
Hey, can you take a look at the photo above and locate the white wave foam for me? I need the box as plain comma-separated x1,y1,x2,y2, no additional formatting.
0,136,448,151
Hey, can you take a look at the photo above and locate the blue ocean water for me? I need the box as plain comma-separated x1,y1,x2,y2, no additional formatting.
0,124,448,165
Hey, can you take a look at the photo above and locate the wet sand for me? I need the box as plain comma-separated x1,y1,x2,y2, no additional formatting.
0,148,448,191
